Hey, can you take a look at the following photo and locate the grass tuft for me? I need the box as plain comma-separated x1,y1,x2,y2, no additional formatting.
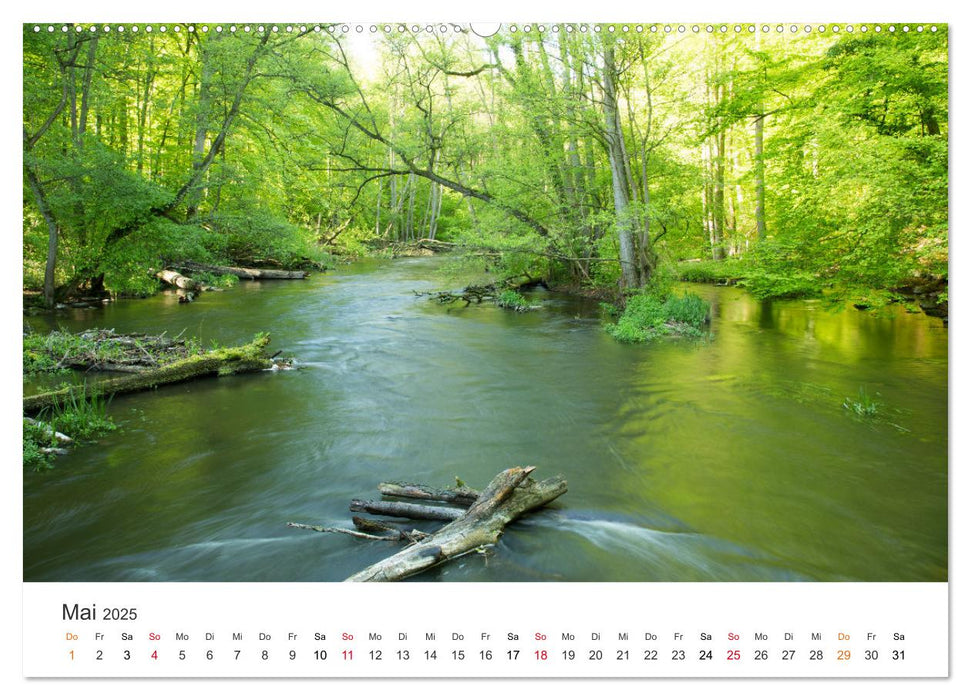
842,386,881,417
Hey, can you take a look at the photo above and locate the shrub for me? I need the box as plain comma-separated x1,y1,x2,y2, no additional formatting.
674,258,748,283
664,292,710,327
605,290,709,342
495,290,531,312
23,421,54,471
23,386,117,470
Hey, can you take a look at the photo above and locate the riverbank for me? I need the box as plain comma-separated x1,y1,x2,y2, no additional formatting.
673,258,948,322
23,256,947,583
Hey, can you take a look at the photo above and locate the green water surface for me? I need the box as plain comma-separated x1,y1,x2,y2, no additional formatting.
23,257,948,582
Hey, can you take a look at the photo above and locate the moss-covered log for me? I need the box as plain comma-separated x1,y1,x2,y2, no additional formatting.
23,334,274,414
346,467,568,582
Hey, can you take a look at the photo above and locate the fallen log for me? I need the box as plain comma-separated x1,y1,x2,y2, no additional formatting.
347,467,567,582
414,238,457,253
157,269,203,291
377,481,479,506
349,499,466,522
178,262,308,280
23,334,274,414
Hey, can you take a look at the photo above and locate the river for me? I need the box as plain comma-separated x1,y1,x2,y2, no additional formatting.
23,257,948,582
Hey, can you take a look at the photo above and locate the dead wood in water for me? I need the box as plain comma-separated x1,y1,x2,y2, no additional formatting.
157,269,203,291
352,516,430,541
23,334,275,414
288,467,567,582
178,261,308,280
377,481,479,506
347,467,567,582
287,522,402,542
23,417,72,444
25,328,192,373
416,274,542,310
349,499,466,522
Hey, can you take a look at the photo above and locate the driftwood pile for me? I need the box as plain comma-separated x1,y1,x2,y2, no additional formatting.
31,328,198,374
415,273,544,310
23,333,283,414
417,284,502,307
288,466,567,582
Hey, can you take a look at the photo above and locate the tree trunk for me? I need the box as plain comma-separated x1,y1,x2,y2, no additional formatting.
187,33,215,219
136,40,154,175
77,37,98,145
602,45,639,289
102,31,271,249
157,269,202,291
177,262,308,279
349,499,467,522
24,161,60,308
346,467,568,582
754,113,766,241
712,107,726,261
377,481,479,506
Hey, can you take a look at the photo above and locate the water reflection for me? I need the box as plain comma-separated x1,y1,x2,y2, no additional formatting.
23,259,947,582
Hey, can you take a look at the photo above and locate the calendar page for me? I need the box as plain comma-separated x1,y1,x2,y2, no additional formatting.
13,0,961,695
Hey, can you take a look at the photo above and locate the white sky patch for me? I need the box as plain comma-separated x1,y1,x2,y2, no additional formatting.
343,31,383,83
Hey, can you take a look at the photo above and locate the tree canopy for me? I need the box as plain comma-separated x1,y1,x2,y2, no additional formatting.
23,23,948,305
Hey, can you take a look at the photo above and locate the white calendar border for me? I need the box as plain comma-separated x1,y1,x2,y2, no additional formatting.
4,0,965,696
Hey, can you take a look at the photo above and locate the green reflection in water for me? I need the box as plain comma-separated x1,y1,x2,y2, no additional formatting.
23,259,947,582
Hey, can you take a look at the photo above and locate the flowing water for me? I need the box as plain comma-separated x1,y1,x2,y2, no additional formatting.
23,257,948,582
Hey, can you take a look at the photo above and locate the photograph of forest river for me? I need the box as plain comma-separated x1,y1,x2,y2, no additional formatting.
23,23,947,583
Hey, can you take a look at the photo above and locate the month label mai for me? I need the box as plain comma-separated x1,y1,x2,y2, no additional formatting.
26,583,947,678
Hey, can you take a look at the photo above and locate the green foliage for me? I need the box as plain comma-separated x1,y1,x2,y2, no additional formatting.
43,387,116,441
737,241,824,300
674,258,749,283
664,292,711,328
23,428,54,471
842,387,881,417
837,287,901,311
24,330,114,375
494,290,532,312
213,209,323,268
606,290,710,343
24,386,117,470
23,420,55,471
24,329,152,374
740,268,823,301
599,301,619,318
22,25,947,308
192,271,238,289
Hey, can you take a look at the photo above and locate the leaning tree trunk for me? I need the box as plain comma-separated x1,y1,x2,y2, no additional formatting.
24,162,60,308
347,467,568,582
